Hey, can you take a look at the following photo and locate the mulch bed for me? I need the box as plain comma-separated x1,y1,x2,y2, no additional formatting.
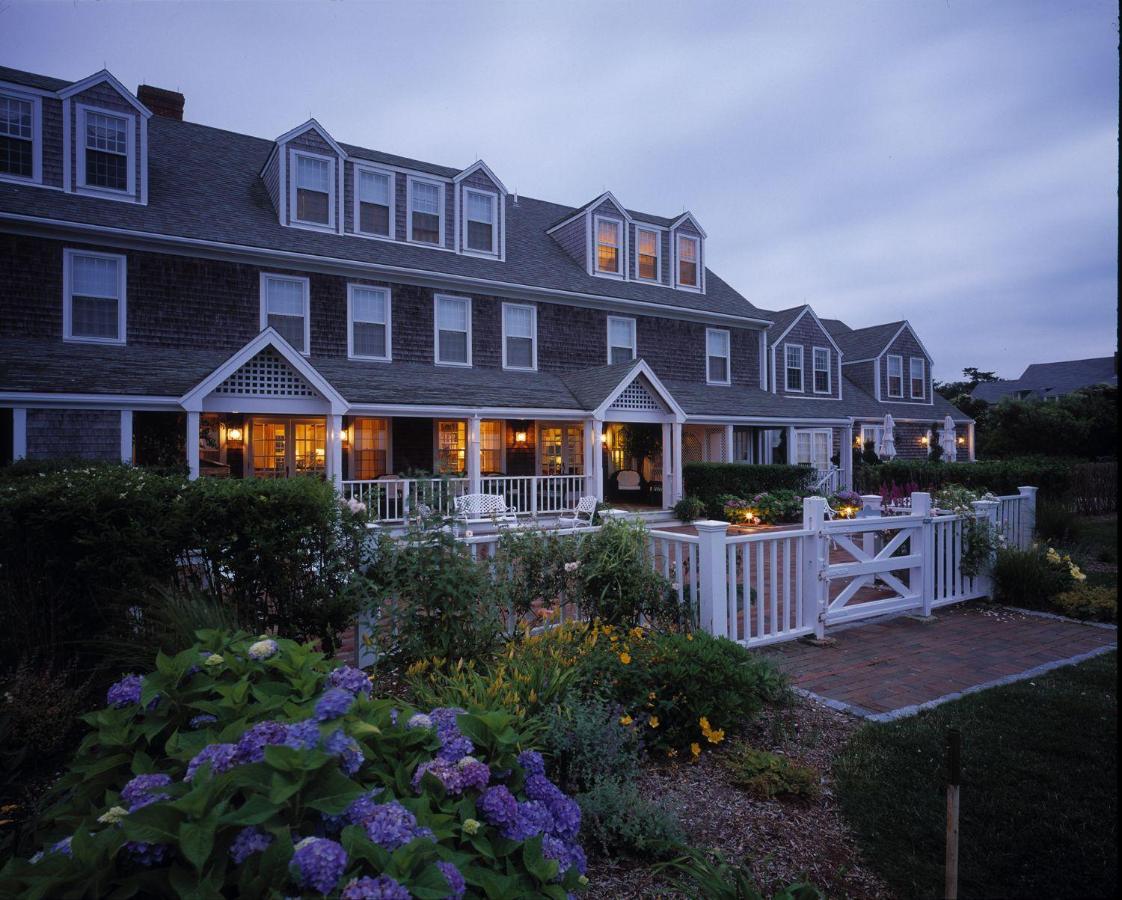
585,694,891,899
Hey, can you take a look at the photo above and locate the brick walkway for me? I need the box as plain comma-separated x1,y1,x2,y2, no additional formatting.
761,604,1117,720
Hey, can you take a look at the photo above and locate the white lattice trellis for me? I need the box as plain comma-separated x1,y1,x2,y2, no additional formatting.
213,348,320,399
608,378,667,413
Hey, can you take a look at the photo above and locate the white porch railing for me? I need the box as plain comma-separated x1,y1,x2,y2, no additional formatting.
809,465,839,495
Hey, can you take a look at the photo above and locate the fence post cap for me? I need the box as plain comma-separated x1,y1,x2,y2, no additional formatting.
693,519,730,533
1017,485,1038,495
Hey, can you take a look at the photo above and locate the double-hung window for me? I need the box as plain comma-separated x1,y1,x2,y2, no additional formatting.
348,285,391,360
886,354,904,397
595,217,622,275
409,178,443,245
677,234,699,288
607,316,636,365
356,167,392,237
79,107,132,193
910,356,926,399
260,273,310,353
293,152,333,226
0,92,37,181
435,295,471,366
502,303,536,370
636,227,660,281
861,425,883,453
706,328,731,384
464,189,497,253
813,347,831,393
784,344,804,392
63,249,126,344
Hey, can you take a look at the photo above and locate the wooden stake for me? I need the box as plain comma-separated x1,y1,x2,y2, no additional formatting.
945,728,962,900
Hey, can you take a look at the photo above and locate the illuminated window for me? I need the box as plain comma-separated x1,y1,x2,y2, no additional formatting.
293,152,333,226
784,344,803,392
480,420,503,473
887,355,904,398
636,227,659,281
607,316,636,365
813,347,831,393
351,417,389,479
707,328,730,384
539,423,584,475
409,177,443,244
910,356,925,399
356,167,391,236
464,188,497,253
677,234,699,288
435,420,466,474
595,217,622,275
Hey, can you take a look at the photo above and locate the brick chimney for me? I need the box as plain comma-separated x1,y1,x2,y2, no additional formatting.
137,84,185,121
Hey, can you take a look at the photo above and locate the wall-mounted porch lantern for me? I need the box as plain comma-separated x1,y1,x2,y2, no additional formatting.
514,430,528,445
226,426,244,444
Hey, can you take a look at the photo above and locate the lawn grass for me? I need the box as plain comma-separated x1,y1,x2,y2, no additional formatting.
833,652,1118,899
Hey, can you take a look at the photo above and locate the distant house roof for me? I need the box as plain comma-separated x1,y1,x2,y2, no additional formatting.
971,356,1118,402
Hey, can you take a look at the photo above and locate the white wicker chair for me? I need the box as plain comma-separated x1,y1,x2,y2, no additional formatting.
616,470,641,493
558,495,598,529
453,492,519,532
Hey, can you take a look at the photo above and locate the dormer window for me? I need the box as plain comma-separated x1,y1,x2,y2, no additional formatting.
356,167,392,237
813,347,831,394
464,188,497,254
637,227,660,282
676,235,699,288
910,357,926,399
293,152,333,227
595,217,623,275
0,92,38,182
78,107,133,194
409,178,444,245
887,354,904,398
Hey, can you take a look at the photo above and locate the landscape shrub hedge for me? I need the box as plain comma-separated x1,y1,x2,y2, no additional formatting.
854,457,1077,500
682,464,813,518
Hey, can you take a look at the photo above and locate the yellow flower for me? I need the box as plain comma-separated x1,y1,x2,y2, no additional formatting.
690,742,701,759
648,691,656,700
630,627,645,640
686,633,694,641
666,748,678,758
706,728,725,744
649,715,660,728
619,714,633,726
619,652,631,665
609,634,619,643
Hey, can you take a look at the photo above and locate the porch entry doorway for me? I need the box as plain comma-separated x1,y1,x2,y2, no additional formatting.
603,422,663,507
249,417,326,478
795,428,832,472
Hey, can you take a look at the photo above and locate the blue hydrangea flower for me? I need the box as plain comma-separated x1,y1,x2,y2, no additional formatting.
525,774,564,805
542,835,587,877
412,758,465,794
290,837,348,895
247,638,279,660
230,826,273,864
389,708,399,725
106,674,142,708
314,688,355,722
436,861,466,900
125,840,171,867
548,796,581,841
340,875,412,900
363,801,433,850
189,714,218,729
517,749,545,777
501,799,554,841
120,773,172,812
284,721,322,751
185,742,237,781
406,713,432,730
233,720,290,765
429,707,474,761
327,665,372,698
456,757,490,792
478,784,518,827
344,788,384,825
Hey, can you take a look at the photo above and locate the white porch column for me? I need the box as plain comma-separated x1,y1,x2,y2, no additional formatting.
724,425,735,463
186,410,200,480
467,416,482,495
120,410,133,464
841,422,853,491
786,425,798,464
661,422,672,508
328,414,344,491
12,408,27,461
583,417,598,499
671,421,683,504
591,419,604,501
966,422,976,461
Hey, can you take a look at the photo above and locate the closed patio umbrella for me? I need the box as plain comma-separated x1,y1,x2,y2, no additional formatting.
878,414,896,460
940,414,957,461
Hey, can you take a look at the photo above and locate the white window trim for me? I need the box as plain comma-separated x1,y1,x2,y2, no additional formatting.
288,149,336,231
462,186,499,256
407,176,446,248
0,88,42,186
592,214,625,278
705,327,731,385
352,163,395,240
606,315,637,364
75,103,135,198
501,302,538,371
62,248,127,345
635,226,661,283
674,233,702,291
259,272,311,355
434,293,472,367
784,343,804,393
812,346,832,394
887,354,904,398
346,284,392,362
910,356,926,399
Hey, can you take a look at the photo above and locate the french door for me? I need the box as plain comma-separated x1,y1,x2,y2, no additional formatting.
795,428,832,472
249,418,326,478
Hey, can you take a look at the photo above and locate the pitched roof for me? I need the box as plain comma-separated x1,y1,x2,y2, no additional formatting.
826,320,905,361
971,356,1118,402
760,305,809,345
560,359,643,409
0,66,69,92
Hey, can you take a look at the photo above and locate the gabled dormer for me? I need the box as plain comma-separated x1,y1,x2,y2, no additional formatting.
765,305,843,399
669,212,705,292
263,119,346,234
547,191,632,281
454,160,507,260
59,69,151,205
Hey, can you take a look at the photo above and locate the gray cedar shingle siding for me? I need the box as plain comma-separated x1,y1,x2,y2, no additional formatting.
41,96,64,189
551,216,586,268
845,360,878,400
775,312,841,399
881,327,930,403
26,409,120,460
68,82,143,202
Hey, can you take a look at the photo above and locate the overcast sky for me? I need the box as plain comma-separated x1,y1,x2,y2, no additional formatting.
3,0,1117,381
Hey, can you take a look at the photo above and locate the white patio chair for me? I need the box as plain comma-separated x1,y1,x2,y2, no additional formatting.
453,492,519,534
616,470,641,493
558,495,598,529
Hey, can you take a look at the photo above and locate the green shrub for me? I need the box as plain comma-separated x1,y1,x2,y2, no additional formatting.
657,849,824,900
723,746,820,800
743,490,804,525
0,661,91,764
541,698,641,795
854,457,1074,501
1,631,588,897
992,546,1078,610
673,495,707,523
1053,585,1117,623
575,779,683,858
1034,499,1081,544
491,528,582,622
683,464,813,518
